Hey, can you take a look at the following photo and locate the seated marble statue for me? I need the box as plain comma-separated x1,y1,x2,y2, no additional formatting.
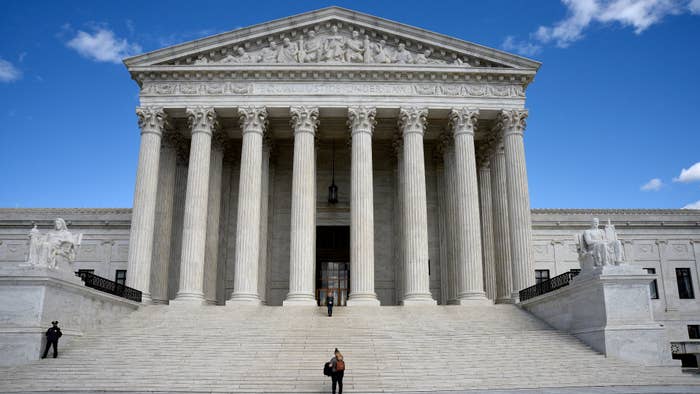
576,218,625,271
26,218,82,270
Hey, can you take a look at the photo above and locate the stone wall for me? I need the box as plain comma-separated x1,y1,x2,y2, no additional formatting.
531,209,700,343
0,209,131,281
1,206,699,327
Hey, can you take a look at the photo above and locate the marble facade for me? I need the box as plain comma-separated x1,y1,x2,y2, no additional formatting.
120,7,541,307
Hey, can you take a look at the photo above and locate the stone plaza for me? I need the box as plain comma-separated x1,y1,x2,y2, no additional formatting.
1,6,700,393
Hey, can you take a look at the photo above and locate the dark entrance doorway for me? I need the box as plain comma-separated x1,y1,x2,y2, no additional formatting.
316,226,350,306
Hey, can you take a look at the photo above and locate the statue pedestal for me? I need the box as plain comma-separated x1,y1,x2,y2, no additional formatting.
521,264,679,367
0,266,139,367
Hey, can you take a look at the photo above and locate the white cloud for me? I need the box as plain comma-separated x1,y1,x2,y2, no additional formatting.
682,200,700,209
674,162,700,183
505,0,697,53
0,58,22,82
689,0,700,13
641,178,663,191
66,28,141,64
502,36,543,56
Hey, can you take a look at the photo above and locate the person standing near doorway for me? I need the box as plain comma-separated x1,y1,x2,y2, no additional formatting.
329,348,345,394
42,321,62,359
327,291,334,317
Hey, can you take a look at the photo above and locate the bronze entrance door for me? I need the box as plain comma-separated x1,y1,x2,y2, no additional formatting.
316,226,350,306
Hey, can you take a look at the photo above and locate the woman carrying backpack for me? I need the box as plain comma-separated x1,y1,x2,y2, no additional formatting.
329,348,345,394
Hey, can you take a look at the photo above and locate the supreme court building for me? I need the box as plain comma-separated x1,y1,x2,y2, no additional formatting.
121,6,539,307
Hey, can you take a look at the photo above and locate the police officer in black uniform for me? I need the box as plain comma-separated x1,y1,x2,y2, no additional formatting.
42,321,62,359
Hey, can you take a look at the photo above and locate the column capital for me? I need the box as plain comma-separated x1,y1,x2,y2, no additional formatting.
347,106,377,136
136,107,169,136
448,108,479,136
398,107,428,136
211,129,227,152
476,139,493,169
498,109,528,137
290,106,319,135
238,106,268,135
392,134,403,156
186,106,218,136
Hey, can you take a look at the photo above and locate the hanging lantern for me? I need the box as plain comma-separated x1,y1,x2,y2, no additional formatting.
328,141,338,204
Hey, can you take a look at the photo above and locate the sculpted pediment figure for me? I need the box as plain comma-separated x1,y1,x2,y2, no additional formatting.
125,8,539,70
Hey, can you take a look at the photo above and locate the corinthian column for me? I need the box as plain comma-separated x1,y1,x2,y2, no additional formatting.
500,109,535,301
347,106,380,306
203,131,225,304
477,150,497,301
229,107,268,304
150,131,180,304
127,107,168,303
490,140,513,303
392,137,405,304
173,107,217,305
443,137,458,304
398,107,436,305
448,108,488,304
257,134,273,304
284,106,319,306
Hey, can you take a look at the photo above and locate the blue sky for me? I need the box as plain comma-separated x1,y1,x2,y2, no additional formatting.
1,0,699,209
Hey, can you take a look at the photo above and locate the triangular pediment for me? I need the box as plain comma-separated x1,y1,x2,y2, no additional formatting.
124,7,539,71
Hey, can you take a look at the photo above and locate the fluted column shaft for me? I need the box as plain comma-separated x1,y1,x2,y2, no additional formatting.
443,140,458,304
150,132,178,304
398,107,436,305
127,107,168,303
174,107,217,305
393,139,405,304
501,110,534,301
257,137,272,304
491,144,513,303
449,108,487,304
203,133,225,304
435,153,448,304
478,162,497,300
230,107,268,304
284,107,319,306
347,107,380,306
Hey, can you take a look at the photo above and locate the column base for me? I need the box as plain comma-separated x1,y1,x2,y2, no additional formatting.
401,294,437,306
283,293,317,306
347,293,380,306
510,292,522,303
453,296,493,306
227,293,262,305
170,292,206,306
139,292,153,304
495,297,516,304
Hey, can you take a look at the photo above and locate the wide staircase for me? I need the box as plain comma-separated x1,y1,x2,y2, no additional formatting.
0,304,697,393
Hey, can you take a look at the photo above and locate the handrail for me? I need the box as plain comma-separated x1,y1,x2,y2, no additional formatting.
519,270,580,302
75,271,142,302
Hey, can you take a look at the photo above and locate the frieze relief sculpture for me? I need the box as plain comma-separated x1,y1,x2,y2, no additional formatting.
25,218,83,270
178,24,474,66
575,218,625,271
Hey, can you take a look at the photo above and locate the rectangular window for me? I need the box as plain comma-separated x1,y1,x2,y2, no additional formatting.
676,268,695,299
688,325,700,340
115,270,127,286
535,269,550,284
644,268,659,300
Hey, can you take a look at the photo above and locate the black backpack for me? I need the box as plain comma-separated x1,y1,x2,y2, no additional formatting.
323,362,333,376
